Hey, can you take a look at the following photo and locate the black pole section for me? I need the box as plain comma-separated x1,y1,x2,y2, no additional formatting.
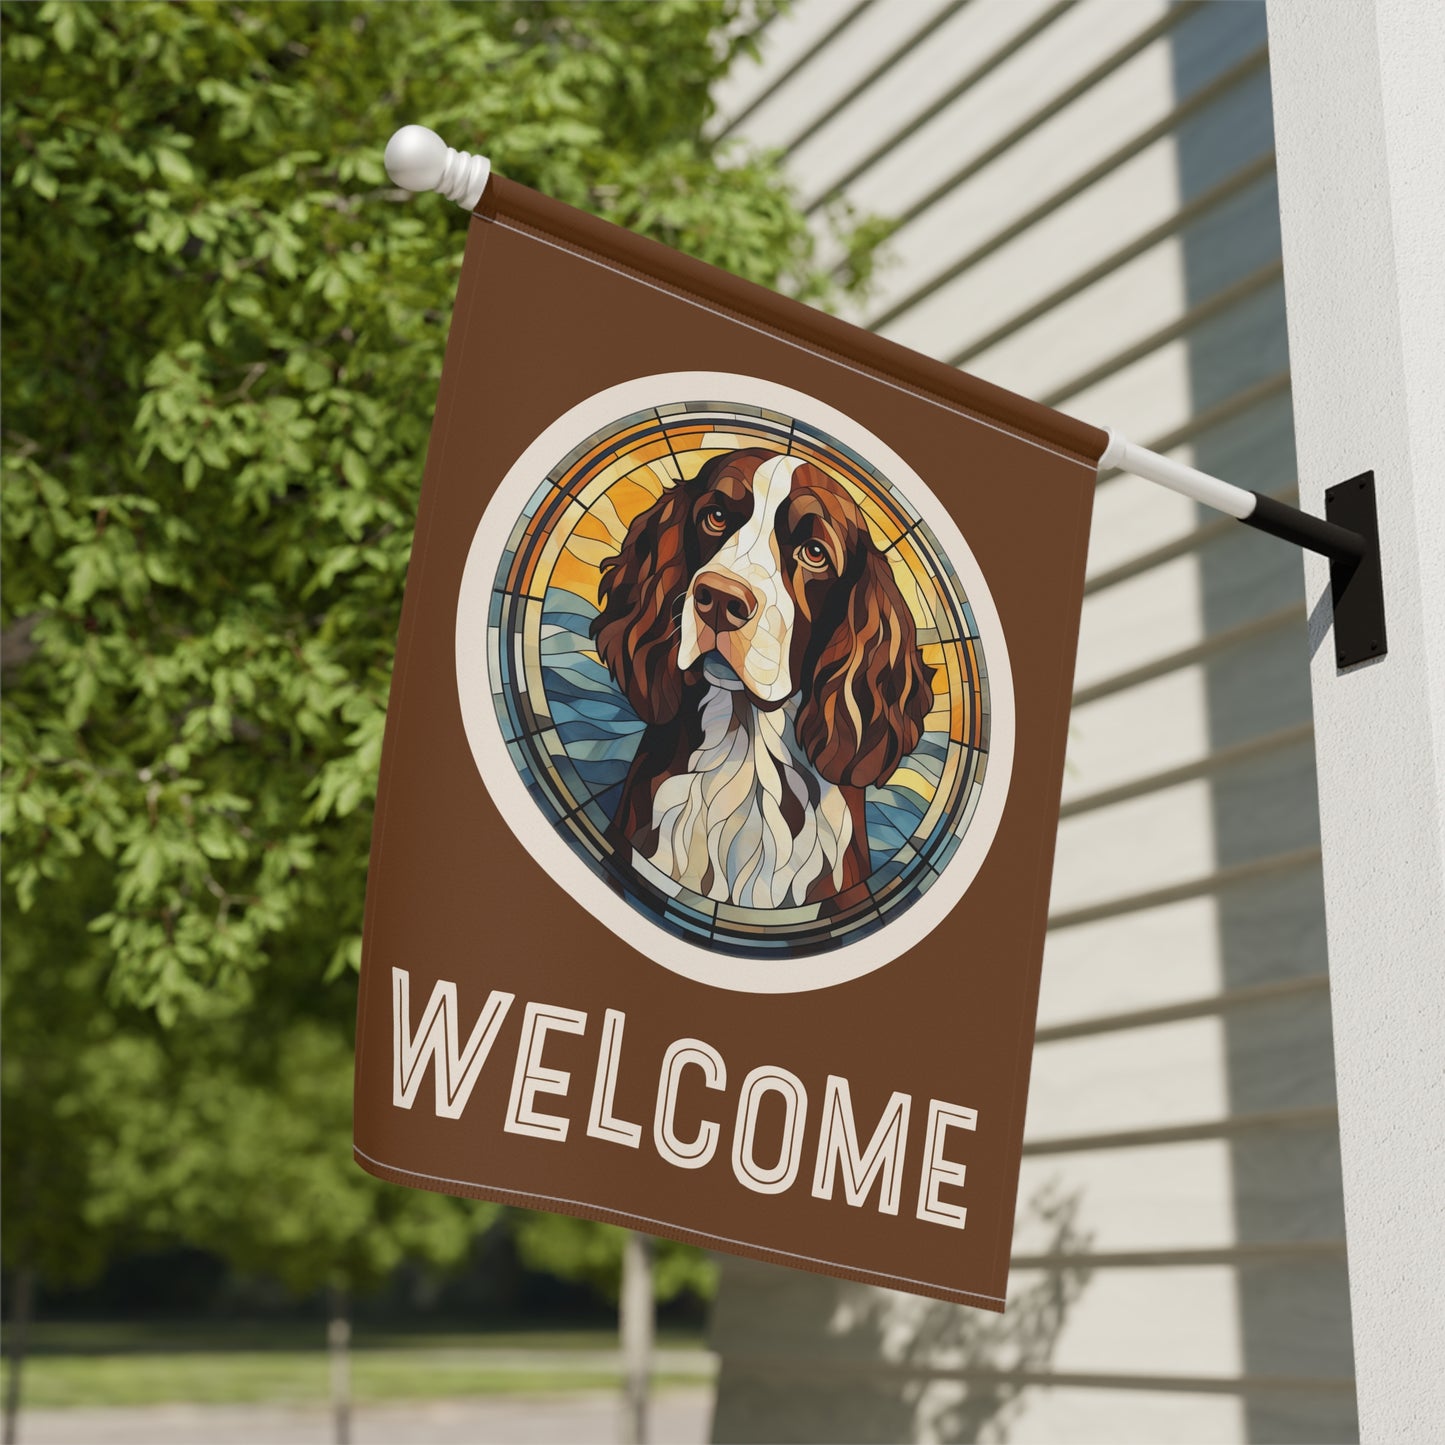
1243,491,1366,565
1239,472,1386,668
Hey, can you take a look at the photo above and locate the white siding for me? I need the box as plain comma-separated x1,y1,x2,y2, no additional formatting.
707,3,1355,1441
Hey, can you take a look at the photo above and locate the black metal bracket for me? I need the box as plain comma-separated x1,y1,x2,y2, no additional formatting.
1242,472,1386,669
1324,472,1387,668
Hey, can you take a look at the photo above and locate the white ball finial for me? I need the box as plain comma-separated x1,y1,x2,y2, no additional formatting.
384,125,447,191
384,125,491,210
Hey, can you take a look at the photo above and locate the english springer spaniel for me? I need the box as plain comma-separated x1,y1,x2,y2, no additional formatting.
592,448,935,910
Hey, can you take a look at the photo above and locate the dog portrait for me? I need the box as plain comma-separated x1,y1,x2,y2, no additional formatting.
592,449,935,910
477,391,997,970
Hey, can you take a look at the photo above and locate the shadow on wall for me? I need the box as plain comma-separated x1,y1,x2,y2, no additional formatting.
708,1181,1092,1445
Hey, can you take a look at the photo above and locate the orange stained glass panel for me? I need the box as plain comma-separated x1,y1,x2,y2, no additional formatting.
520,497,586,597
599,473,668,532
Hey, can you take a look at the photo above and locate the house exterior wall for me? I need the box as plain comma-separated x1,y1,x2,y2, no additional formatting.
1268,2,1445,1439
707,3,1357,1440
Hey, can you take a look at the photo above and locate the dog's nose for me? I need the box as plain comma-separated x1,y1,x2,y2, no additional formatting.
692,572,757,634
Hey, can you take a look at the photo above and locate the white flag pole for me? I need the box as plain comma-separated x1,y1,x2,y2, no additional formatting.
1100,427,1366,563
1098,427,1257,519
1098,428,1383,667
379,126,1385,665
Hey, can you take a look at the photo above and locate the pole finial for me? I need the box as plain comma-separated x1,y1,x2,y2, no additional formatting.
384,126,491,210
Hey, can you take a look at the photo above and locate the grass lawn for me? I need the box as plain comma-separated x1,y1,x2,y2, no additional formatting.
0,1324,714,1409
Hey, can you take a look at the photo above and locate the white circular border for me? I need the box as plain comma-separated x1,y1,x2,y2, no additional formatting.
456,372,1015,993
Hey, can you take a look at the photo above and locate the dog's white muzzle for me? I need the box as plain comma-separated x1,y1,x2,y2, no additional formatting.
677,455,802,705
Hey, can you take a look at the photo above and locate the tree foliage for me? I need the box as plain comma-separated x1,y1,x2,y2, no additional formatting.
1,0,884,1303
2,896,485,1296
2,0,880,1017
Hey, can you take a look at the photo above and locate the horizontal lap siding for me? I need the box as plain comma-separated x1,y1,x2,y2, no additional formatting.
706,3,1355,1441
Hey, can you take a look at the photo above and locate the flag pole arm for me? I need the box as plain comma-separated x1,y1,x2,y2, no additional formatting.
383,125,491,209
1099,427,1364,563
374,127,1359,574
1100,428,1386,665
373,133,1385,663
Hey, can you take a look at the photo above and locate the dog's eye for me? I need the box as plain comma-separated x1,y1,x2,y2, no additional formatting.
797,540,831,571
701,506,729,536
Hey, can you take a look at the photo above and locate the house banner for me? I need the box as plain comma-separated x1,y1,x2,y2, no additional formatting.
353,175,1107,1312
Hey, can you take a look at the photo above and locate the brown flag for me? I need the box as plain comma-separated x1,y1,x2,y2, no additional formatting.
353,174,1107,1311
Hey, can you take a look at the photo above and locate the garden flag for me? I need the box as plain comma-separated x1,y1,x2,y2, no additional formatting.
353,170,1108,1312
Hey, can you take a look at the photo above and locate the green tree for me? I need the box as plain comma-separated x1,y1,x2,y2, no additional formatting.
1,900,492,1439
0,866,134,1442
1,0,886,1400
3,0,882,1013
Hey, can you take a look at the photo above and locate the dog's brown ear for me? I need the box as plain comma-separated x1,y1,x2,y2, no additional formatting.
592,486,694,725
796,550,935,788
